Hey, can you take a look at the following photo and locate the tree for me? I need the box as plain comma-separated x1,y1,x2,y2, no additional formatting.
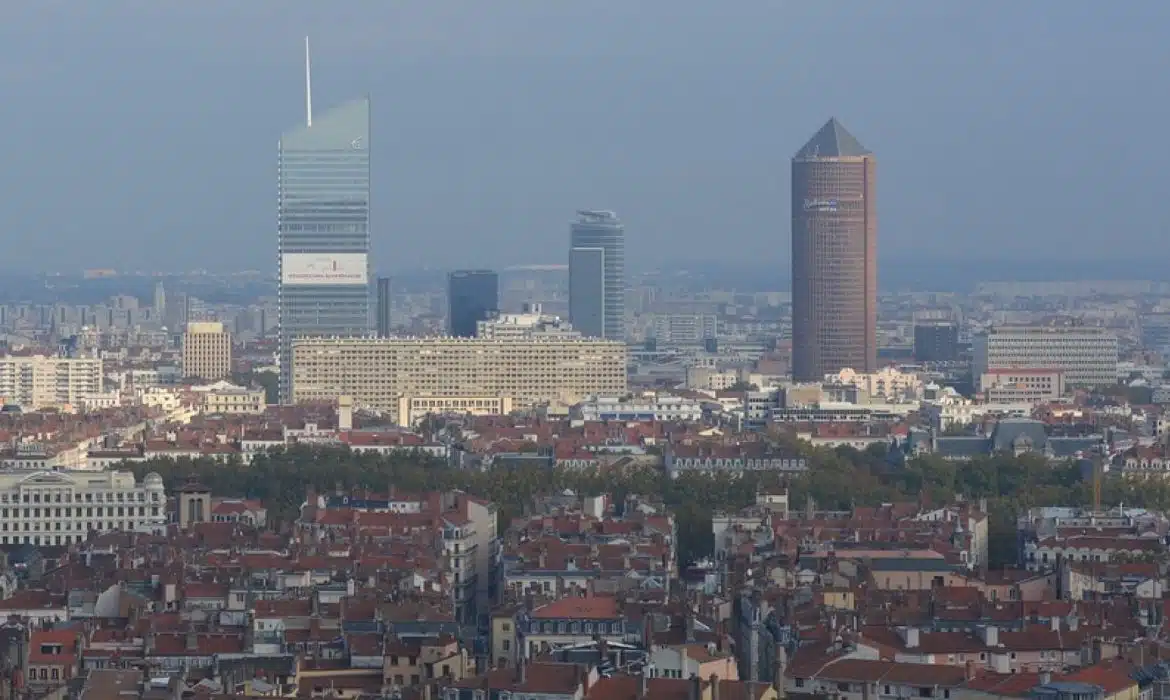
128,440,1170,570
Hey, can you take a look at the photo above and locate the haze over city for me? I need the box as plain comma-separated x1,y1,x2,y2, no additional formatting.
2,1,1167,276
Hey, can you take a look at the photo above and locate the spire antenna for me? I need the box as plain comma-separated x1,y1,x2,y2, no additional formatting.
304,36,313,127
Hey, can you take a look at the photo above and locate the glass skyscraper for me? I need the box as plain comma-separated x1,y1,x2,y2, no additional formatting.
568,210,624,340
277,98,372,402
447,270,499,337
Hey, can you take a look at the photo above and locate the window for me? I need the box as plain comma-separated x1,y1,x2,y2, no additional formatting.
795,679,806,688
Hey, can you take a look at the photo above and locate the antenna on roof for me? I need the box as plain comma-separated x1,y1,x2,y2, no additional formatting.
304,36,313,127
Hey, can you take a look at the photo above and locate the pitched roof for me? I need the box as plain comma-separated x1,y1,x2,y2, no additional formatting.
795,118,871,159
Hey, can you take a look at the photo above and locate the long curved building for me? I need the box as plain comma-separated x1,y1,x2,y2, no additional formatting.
790,118,877,381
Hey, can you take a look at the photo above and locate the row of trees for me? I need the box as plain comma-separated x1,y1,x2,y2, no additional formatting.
129,443,1170,568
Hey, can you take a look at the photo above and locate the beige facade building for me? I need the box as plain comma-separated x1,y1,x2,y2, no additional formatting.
973,325,1118,388
980,369,1065,404
200,383,266,415
0,355,103,410
292,337,626,423
0,470,166,547
398,396,513,426
182,322,232,381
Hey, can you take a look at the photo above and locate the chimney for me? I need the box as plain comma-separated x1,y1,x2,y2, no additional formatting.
903,627,920,649
639,664,650,699
710,674,720,700
980,625,999,647
517,657,528,686
774,642,788,691
689,674,701,700
965,660,976,681
338,395,353,431
992,653,1010,674
681,646,690,680
1050,616,1060,632
685,613,696,643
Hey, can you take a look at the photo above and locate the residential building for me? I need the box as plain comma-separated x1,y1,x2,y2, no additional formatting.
827,367,924,402
0,470,167,546
980,369,1065,403
181,322,232,381
973,325,1119,388
576,395,703,422
277,86,372,402
791,118,877,381
291,337,627,423
0,355,103,410
651,314,719,344
198,382,267,415
1139,312,1170,355
448,270,498,338
521,596,629,658
476,305,581,341
569,210,625,340
398,396,514,427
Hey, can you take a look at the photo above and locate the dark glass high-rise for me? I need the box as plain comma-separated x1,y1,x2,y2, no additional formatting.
448,270,499,337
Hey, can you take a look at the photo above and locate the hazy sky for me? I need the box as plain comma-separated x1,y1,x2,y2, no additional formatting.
1,1,1167,274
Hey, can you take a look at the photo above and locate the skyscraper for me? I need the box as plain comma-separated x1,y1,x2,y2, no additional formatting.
447,270,499,337
569,210,624,340
277,39,371,402
791,118,876,381
152,281,166,322
376,276,393,338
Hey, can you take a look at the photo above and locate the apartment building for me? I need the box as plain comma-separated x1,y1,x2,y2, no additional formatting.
181,322,232,381
397,396,513,427
650,313,718,344
291,337,627,423
973,325,1118,388
476,304,580,340
0,355,103,410
202,385,266,415
0,470,167,546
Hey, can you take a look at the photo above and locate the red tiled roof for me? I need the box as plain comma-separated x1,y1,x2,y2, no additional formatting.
532,596,620,620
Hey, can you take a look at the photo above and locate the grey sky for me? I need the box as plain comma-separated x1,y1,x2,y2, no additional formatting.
1,1,1167,273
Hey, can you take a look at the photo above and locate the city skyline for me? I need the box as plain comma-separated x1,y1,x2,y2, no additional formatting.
1,3,1167,272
